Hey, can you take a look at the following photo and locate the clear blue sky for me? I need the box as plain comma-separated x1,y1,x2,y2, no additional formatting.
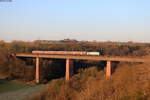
0,0,150,42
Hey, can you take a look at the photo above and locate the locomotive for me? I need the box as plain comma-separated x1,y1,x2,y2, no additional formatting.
32,51,100,56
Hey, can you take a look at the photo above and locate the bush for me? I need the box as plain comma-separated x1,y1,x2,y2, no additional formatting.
30,63,150,100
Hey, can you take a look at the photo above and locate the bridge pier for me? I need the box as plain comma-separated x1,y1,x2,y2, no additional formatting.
106,61,112,76
36,57,40,83
65,59,74,81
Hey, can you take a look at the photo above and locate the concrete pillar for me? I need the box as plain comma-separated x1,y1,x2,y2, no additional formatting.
106,61,112,76
36,57,40,83
65,59,74,81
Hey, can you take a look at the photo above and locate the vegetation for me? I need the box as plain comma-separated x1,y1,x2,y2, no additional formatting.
0,40,150,100
0,40,149,80
30,63,150,100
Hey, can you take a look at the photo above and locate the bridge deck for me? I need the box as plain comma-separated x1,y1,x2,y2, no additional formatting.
15,53,149,62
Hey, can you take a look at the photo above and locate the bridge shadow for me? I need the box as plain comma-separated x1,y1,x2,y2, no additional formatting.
111,61,120,74
74,60,121,76
16,58,121,83
0,79,8,84
42,59,106,82
74,60,106,74
42,59,66,81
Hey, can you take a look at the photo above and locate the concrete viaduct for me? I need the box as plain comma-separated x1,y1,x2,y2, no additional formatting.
15,53,149,83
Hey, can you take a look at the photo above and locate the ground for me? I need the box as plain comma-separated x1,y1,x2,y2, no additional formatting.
0,79,45,100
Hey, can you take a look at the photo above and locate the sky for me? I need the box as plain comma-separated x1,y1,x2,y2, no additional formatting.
0,0,150,42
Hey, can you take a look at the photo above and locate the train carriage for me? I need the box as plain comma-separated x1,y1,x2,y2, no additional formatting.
32,51,100,56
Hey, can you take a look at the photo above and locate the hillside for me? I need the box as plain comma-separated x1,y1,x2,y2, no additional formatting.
0,41,150,100
30,63,150,100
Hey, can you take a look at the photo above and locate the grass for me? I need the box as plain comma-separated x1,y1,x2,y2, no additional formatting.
0,79,35,93
0,79,45,100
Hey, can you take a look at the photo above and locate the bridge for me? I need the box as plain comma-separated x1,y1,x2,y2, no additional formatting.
14,53,149,83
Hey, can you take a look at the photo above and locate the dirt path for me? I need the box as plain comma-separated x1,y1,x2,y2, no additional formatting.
0,84,45,100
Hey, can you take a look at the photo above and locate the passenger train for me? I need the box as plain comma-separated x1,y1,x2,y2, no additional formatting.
32,51,100,56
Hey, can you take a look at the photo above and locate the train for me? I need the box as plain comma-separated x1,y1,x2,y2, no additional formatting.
32,51,100,56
